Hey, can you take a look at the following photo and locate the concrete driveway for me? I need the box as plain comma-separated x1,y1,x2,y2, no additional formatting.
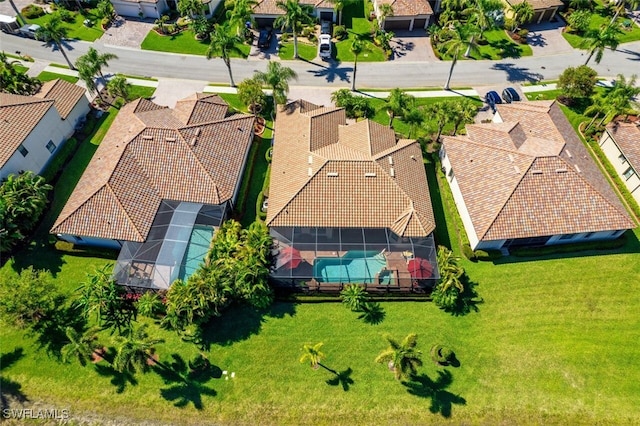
99,17,154,49
389,30,438,62
525,20,574,56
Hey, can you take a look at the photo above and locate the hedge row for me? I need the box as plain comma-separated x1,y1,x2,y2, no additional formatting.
40,137,79,183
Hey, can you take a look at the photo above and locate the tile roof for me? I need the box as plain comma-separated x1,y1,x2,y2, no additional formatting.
0,94,53,168
377,0,433,17
51,95,254,242
267,100,435,238
35,79,87,119
442,100,634,242
506,0,563,9
605,122,640,173
253,0,333,16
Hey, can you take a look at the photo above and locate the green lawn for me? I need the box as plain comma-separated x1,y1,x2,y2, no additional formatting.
28,10,104,42
277,41,318,61
562,7,640,48
435,29,533,61
127,84,157,100
141,29,250,58
37,70,79,84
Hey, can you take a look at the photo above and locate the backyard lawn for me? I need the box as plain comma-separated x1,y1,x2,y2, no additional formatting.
27,10,104,42
141,29,250,58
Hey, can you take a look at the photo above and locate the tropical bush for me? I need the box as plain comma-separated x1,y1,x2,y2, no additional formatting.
432,246,465,311
136,292,165,318
0,53,42,95
430,344,455,365
237,77,267,113
558,65,597,105
333,25,347,40
22,4,45,19
331,89,374,119
340,284,368,312
56,7,76,23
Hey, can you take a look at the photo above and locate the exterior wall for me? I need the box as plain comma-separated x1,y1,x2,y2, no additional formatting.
476,239,506,250
599,130,640,205
57,234,123,250
1,106,73,180
440,147,481,249
546,230,626,245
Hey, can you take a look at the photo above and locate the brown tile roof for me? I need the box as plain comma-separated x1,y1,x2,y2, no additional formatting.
0,94,53,168
35,79,87,119
606,122,640,173
173,93,228,125
253,0,333,16
378,0,433,17
506,0,563,9
51,95,254,242
442,100,634,242
267,100,435,238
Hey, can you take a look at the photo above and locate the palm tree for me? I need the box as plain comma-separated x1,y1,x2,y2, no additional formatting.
441,24,475,90
385,88,414,128
569,0,592,10
375,333,423,381
586,74,640,127
113,324,165,374
403,107,425,138
512,0,534,29
378,3,394,27
471,0,503,40
329,0,354,26
226,0,257,36
450,98,478,134
77,47,118,81
207,23,242,87
107,75,131,102
610,0,640,25
0,52,41,95
36,16,75,70
155,15,170,35
436,246,464,293
350,38,363,91
340,284,368,311
61,326,103,366
583,24,622,65
76,61,104,102
254,61,298,106
300,342,337,373
275,0,315,59
178,0,205,18
0,0,26,25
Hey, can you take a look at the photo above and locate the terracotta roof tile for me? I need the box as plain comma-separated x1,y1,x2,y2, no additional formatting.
35,79,87,119
506,0,563,9
378,0,433,17
173,93,228,125
605,122,640,173
253,0,332,16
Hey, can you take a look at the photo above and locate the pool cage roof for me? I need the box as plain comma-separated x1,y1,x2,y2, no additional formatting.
270,227,438,285
113,200,226,290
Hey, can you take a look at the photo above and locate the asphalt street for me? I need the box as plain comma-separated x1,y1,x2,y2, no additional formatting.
1,34,639,88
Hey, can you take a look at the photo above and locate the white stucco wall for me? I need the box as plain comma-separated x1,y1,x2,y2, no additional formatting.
599,130,640,206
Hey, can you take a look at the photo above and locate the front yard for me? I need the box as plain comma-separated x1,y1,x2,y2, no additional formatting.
433,29,533,61
562,3,640,48
141,28,251,58
27,8,104,42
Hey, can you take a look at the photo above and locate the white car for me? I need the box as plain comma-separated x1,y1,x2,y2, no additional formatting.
318,34,332,60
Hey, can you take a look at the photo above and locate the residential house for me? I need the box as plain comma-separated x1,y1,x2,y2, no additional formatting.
110,0,169,19
374,0,433,31
503,0,563,24
1,79,90,180
599,121,640,206
51,94,255,290
440,100,634,251
252,0,335,28
267,100,438,293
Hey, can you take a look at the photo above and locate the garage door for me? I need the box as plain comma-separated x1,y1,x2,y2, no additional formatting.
413,18,427,29
532,11,543,23
383,19,411,30
255,18,276,28
320,11,333,21
113,1,140,18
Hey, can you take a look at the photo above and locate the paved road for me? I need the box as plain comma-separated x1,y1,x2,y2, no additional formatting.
1,34,639,88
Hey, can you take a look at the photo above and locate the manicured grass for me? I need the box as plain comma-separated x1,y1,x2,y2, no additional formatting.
141,30,250,58
127,84,156,100
37,71,79,84
14,64,29,74
28,10,104,42
277,41,318,61
562,9,640,48
435,29,532,61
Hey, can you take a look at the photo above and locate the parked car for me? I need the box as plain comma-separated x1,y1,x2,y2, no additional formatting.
257,28,273,49
485,90,502,112
0,15,19,34
502,87,520,103
318,34,332,60
320,20,332,35
18,24,41,40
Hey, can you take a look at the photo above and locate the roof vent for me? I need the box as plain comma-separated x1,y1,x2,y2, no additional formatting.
388,156,393,165
165,137,176,142
532,169,543,175
566,149,572,158
327,172,339,177
365,172,376,177
308,167,312,176
556,168,568,173
308,155,313,164
513,165,521,174
142,135,153,140
390,167,395,178
195,128,201,136
575,165,581,173
508,154,515,162
190,137,197,146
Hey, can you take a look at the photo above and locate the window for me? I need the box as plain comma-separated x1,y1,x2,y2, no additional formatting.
618,154,627,164
559,233,575,241
17,145,28,157
448,168,455,181
623,167,634,180
46,140,56,153
583,232,594,239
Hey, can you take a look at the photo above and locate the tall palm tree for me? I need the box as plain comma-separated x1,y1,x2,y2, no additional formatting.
0,0,26,25
178,0,205,18
350,38,363,91
226,0,257,36
375,333,423,381
113,324,164,374
254,61,298,106
36,16,74,70
385,88,414,128
378,3,394,27
569,0,592,10
76,61,104,102
512,0,534,29
76,47,118,81
583,24,622,65
207,23,242,87
441,24,475,90
275,0,315,59
329,0,354,26
436,246,464,293
471,0,503,40
61,326,103,366
610,0,640,25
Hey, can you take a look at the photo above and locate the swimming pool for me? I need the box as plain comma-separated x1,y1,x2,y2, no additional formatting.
313,250,387,283
177,225,214,282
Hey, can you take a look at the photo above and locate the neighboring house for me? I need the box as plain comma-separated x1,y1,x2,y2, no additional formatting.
503,0,563,24
0,79,90,181
599,121,640,206
374,0,433,31
440,100,634,251
251,0,335,28
267,100,438,293
51,94,255,290
110,0,169,19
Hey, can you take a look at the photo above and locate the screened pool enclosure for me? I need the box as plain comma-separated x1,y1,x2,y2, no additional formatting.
113,200,226,290
270,227,439,292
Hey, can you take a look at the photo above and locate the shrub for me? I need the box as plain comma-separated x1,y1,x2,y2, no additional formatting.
517,29,529,39
280,32,290,42
473,249,502,261
56,8,76,23
301,26,314,38
462,243,476,261
22,4,45,19
307,33,317,43
333,25,347,40
256,190,267,220
430,344,455,365
265,147,273,163
340,284,368,312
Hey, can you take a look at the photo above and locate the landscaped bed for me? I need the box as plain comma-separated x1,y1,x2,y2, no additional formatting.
562,4,640,48
141,28,250,58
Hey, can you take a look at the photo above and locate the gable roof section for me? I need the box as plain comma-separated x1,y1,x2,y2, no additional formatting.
173,93,228,125
606,122,640,173
506,0,563,9
0,94,53,168
267,100,435,238
51,95,254,242
442,100,634,242
253,0,332,15
35,79,87,119
377,0,433,17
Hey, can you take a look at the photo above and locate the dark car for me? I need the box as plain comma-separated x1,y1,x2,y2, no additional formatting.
257,28,273,49
485,90,502,112
502,87,521,103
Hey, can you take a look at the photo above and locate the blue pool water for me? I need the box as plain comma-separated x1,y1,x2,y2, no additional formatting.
313,250,387,283
178,225,214,282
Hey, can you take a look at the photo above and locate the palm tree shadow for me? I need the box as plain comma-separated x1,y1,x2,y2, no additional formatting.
29,301,86,358
1,348,28,410
403,370,466,418
304,59,352,84
357,303,386,324
153,354,219,410
448,274,483,317
325,367,354,391
94,362,139,394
